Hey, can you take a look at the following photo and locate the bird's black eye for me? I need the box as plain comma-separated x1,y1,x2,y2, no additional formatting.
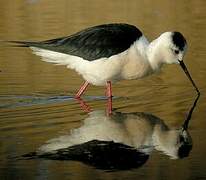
174,50,179,54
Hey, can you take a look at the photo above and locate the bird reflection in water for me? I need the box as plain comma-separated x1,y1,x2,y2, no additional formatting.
23,94,199,171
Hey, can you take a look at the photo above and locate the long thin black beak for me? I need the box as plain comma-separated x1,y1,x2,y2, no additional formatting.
179,60,200,94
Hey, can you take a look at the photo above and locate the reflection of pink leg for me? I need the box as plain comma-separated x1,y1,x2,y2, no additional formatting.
106,81,112,116
75,98,92,113
75,81,90,99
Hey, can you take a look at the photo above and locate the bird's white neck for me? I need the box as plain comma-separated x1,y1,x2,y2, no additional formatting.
146,38,165,72
120,35,168,81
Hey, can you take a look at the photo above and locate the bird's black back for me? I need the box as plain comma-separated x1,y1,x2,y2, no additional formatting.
23,23,143,61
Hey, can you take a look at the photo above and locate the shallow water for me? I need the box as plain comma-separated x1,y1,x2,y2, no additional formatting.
0,0,206,179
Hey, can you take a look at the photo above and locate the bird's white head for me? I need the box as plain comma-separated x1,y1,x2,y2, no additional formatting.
148,31,199,93
160,31,187,64
149,31,187,67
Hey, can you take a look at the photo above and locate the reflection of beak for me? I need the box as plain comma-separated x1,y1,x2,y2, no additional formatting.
178,60,200,94
182,93,200,131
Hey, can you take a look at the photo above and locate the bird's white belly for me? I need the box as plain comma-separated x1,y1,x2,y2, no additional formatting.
80,56,125,86
31,47,124,86
74,51,152,86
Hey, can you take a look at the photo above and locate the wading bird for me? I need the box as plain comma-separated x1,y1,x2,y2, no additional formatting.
10,24,199,114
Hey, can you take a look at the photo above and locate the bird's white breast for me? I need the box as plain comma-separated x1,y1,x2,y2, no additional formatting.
120,39,152,80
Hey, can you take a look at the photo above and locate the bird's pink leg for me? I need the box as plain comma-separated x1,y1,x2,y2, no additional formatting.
106,81,113,115
75,81,90,99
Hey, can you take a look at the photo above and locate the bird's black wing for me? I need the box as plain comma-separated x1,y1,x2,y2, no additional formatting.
14,24,142,61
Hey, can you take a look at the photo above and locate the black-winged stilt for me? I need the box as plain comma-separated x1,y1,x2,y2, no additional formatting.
9,23,199,114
